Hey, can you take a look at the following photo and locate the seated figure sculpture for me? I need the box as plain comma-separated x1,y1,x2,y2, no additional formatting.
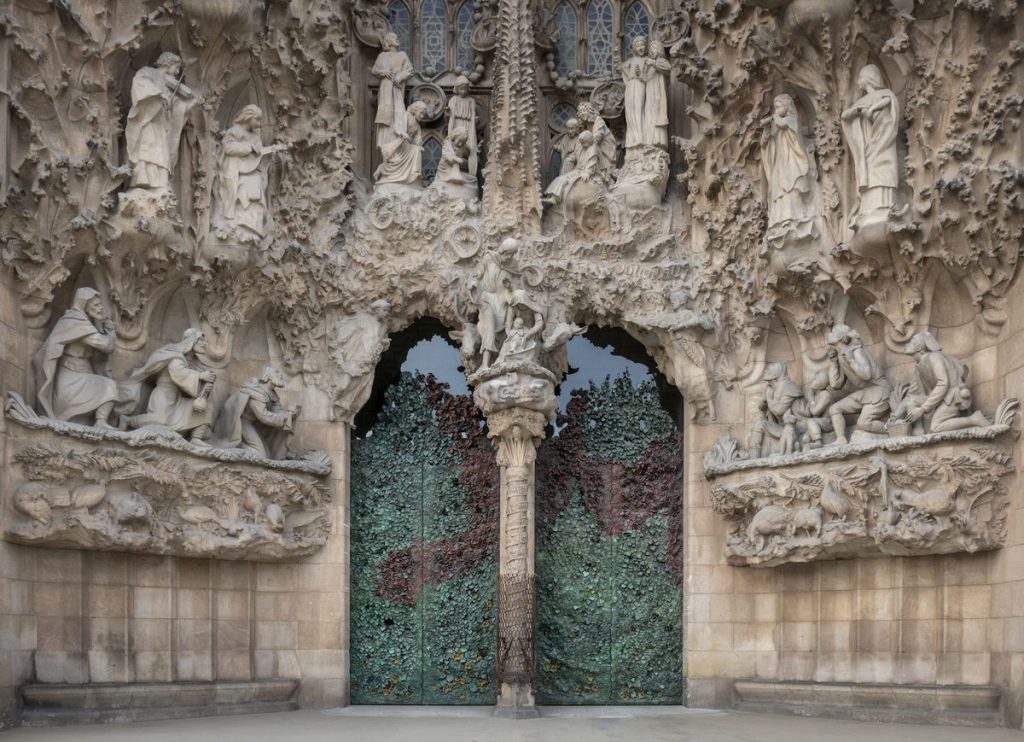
826,324,891,444
122,328,217,444
374,100,428,189
432,126,478,202
212,366,299,459
893,331,991,433
34,287,120,428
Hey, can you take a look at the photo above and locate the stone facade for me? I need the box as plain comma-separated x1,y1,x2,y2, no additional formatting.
1,0,1024,730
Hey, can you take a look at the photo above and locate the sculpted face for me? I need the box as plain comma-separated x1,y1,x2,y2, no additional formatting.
565,118,581,137
193,333,208,356
85,296,107,322
631,37,646,56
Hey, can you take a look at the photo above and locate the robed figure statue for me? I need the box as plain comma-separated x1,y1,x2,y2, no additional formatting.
125,52,199,190
841,64,901,228
371,32,415,154
34,288,120,428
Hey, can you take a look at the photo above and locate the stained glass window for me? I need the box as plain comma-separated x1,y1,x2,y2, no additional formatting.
622,1,649,56
388,0,412,55
456,2,476,72
420,0,448,76
551,102,577,129
422,136,443,185
553,2,577,77
585,0,613,76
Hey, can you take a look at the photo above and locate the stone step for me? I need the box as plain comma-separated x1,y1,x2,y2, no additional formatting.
20,679,299,726
733,679,1003,727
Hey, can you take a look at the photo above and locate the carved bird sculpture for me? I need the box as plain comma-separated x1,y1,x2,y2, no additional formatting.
820,479,858,522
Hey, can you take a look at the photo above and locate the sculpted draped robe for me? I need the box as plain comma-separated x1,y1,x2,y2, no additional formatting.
212,381,291,459
447,94,478,176
375,113,423,186
371,49,414,151
217,125,269,239
762,111,816,242
644,55,671,147
842,87,900,215
34,304,117,422
126,348,213,434
125,66,195,189
622,54,652,149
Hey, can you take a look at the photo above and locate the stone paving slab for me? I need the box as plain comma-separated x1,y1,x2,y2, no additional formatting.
2,708,1023,741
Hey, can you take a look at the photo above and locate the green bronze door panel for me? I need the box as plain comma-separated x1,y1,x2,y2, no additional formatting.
536,375,683,704
350,373,498,704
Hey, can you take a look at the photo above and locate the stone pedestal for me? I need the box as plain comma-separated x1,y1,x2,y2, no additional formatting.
471,362,556,718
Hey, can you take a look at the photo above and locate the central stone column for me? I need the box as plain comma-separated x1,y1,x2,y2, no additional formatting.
472,366,557,718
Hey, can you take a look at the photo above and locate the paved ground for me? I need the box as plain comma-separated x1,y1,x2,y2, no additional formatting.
4,707,1023,741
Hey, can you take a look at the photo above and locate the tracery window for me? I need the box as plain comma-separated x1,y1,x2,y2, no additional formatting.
621,1,650,56
553,2,577,77
420,0,449,75
585,0,613,76
386,0,481,77
547,0,652,80
388,0,412,54
455,2,476,72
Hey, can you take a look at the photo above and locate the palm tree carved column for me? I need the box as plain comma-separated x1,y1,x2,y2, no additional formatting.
472,371,556,717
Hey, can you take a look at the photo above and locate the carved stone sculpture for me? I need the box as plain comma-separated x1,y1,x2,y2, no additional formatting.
761,94,818,254
447,75,478,177
475,240,518,369
496,294,545,366
5,439,331,560
748,363,803,458
213,105,289,244
707,444,1014,567
622,37,670,153
211,366,299,460
841,64,901,229
371,31,415,153
121,328,216,443
577,102,617,180
892,331,993,434
327,300,392,423
826,323,891,443
374,100,428,189
432,127,478,203
552,118,582,179
33,288,119,429
125,52,200,191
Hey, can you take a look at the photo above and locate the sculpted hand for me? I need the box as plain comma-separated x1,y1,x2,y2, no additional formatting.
906,405,924,423
200,370,217,384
